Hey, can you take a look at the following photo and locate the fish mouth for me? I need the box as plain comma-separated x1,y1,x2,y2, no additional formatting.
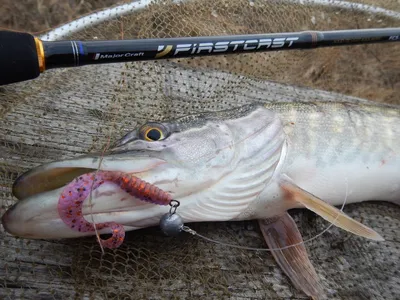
1,151,168,239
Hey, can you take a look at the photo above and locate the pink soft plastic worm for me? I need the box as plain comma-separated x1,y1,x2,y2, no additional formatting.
57,171,172,249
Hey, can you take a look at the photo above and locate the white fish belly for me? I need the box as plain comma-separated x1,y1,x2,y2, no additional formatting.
284,156,400,206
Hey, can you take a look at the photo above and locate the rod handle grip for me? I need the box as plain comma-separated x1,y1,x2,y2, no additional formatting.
0,30,41,86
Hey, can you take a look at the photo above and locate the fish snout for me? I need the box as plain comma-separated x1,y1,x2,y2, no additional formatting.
1,189,76,239
1,203,22,236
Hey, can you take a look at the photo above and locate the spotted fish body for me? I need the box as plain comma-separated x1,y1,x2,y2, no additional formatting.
233,101,400,220
267,101,399,168
270,101,400,203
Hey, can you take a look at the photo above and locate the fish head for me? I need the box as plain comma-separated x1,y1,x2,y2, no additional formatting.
2,104,286,239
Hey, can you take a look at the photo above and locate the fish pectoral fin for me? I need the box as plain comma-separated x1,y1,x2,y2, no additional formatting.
258,213,325,299
279,174,384,241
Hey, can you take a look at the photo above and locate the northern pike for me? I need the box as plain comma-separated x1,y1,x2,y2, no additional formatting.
2,100,400,299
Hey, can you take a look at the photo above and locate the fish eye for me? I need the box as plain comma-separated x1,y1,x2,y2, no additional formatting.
139,123,168,142
144,128,163,141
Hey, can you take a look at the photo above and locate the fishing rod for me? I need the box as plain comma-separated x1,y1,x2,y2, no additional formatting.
0,27,399,86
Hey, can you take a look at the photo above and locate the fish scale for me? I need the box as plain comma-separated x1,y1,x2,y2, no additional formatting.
264,102,400,165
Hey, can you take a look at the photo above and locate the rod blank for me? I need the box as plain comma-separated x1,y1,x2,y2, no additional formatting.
0,28,399,86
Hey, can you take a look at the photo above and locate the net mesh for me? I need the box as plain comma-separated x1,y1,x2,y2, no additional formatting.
1,0,400,299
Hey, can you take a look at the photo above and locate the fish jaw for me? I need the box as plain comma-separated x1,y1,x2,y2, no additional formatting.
2,158,170,239
2,180,169,239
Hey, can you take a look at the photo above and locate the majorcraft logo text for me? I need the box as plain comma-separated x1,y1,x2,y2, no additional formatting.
94,52,144,60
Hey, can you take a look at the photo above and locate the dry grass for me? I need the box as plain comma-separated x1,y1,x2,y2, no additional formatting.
0,0,122,34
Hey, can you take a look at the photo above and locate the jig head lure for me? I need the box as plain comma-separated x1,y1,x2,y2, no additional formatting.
159,200,184,236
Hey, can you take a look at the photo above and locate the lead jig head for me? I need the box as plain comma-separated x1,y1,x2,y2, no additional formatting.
160,200,183,236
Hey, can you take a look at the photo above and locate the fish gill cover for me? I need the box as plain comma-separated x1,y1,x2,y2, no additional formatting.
0,0,399,299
